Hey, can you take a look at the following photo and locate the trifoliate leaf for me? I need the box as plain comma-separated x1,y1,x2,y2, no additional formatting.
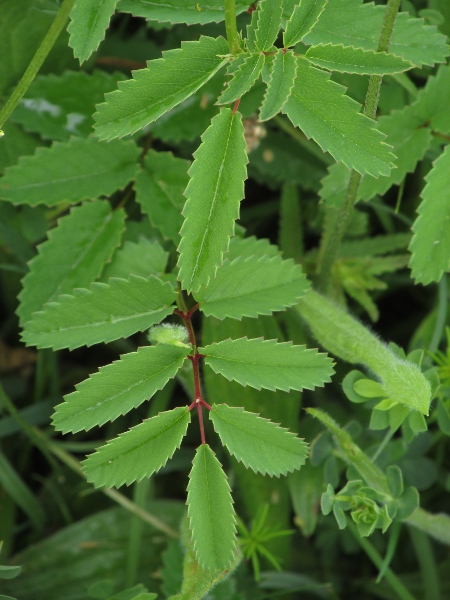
53,345,190,433
68,0,118,63
22,275,177,350
283,57,395,177
101,239,169,281
195,254,309,320
305,43,413,75
117,0,248,24
18,201,125,326
210,404,308,476
217,53,264,105
259,50,297,122
94,36,229,140
283,0,328,47
10,70,125,142
83,406,191,487
303,0,449,68
134,151,189,244
187,444,236,571
200,337,334,392
0,137,139,206
254,0,283,52
177,108,248,293
409,144,450,285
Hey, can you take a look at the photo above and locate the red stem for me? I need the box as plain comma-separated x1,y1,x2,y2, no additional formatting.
232,99,241,114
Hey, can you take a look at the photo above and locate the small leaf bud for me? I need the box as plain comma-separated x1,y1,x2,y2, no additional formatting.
148,323,191,348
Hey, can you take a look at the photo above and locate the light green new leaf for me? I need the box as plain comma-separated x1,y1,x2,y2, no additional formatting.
255,0,283,51
187,444,236,571
0,137,139,206
210,404,308,476
94,36,229,140
283,0,328,47
303,0,449,68
217,53,264,105
22,275,177,350
101,239,168,281
68,0,118,63
409,144,450,285
283,57,394,177
134,151,189,243
18,201,125,326
200,337,334,392
305,43,413,75
259,50,297,122
83,406,190,487
177,108,248,293
195,254,309,319
53,345,190,433
117,0,248,24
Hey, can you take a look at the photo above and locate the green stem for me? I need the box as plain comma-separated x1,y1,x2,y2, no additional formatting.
429,274,448,354
316,0,402,292
0,0,75,131
409,527,441,600
346,518,417,600
224,0,242,55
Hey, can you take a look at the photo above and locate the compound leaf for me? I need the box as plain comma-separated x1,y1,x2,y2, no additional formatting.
283,0,328,47
83,406,191,487
117,0,248,24
195,254,309,319
217,53,264,105
187,444,236,571
134,150,189,244
409,144,450,285
254,0,283,51
303,0,449,68
68,0,118,63
0,137,139,206
200,337,334,392
177,108,248,293
18,201,125,326
210,404,308,476
283,57,395,177
22,275,177,350
101,239,169,281
305,43,413,75
53,345,190,433
94,36,229,140
259,50,297,122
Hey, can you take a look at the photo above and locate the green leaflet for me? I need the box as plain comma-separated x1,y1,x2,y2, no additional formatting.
259,50,297,122
101,239,169,281
68,0,118,63
254,0,283,52
410,63,450,135
217,53,265,105
134,151,189,243
409,144,450,285
117,0,249,24
83,406,191,488
17,201,125,326
303,0,449,68
225,235,282,262
177,108,248,293
52,345,190,433
283,0,328,47
22,275,177,350
305,43,413,75
10,70,125,142
210,404,308,476
0,137,139,206
339,233,411,259
94,36,229,140
187,444,236,571
195,254,309,320
283,58,394,177
200,337,334,392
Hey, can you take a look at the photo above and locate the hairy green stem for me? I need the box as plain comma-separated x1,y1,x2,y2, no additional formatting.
224,0,242,54
317,0,402,291
0,0,74,131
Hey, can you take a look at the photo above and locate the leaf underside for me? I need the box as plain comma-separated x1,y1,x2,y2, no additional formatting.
217,53,264,105
117,0,249,24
